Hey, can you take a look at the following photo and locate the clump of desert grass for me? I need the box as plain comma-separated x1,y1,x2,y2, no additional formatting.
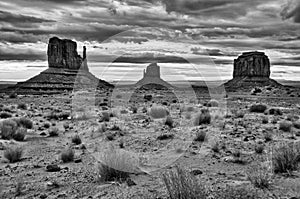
14,117,33,129
165,116,174,128
149,105,169,119
0,119,18,139
249,104,267,113
272,143,300,175
193,109,211,126
207,99,219,107
4,146,23,163
71,134,82,145
279,120,292,132
194,131,207,142
247,163,273,189
48,127,59,137
17,103,27,110
96,145,138,182
0,112,12,119
162,165,207,199
60,148,75,163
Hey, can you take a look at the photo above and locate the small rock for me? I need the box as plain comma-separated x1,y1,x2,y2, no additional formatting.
74,158,82,163
40,194,47,199
40,132,47,136
46,164,61,172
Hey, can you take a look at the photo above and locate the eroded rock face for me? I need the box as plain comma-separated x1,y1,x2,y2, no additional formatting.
47,37,86,70
233,52,270,78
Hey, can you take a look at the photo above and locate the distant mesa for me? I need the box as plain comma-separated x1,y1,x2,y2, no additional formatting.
224,51,281,89
5,37,112,94
135,63,173,89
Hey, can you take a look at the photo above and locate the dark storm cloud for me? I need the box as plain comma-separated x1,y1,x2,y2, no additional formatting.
281,0,300,23
0,10,54,23
0,48,45,61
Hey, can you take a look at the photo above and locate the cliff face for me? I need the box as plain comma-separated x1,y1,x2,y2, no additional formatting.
224,51,280,89
233,52,270,78
47,37,87,71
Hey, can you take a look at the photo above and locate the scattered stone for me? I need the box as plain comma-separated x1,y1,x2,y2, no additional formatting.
190,169,203,175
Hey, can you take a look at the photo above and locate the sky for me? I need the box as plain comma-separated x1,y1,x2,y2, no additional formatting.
0,0,300,82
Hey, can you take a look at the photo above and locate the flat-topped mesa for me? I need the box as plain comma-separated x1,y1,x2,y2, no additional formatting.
143,63,160,78
47,37,88,71
233,51,270,78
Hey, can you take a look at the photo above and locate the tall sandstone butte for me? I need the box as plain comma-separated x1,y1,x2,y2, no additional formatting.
47,37,88,71
6,37,112,94
225,51,280,89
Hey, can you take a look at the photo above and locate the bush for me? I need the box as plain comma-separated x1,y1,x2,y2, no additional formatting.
255,144,264,154
268,108,282,115
13,128,26,141
96,147,135,182
211,141,220,153
249,104,267,113
251,104,267,113
130,106,138,114
235,110,245,118
279,121,292,132
165,116,174,128
262,116,268,124
15,117,33,129
144,94,152,101
247,164,272,189
48,127,59,137
0,119,18,139
157,133,174,140
100,111,110,122
60,148,75,163
149,105,168,119
71,134,82,145
207,99,219,107
272,143,300,174
9,93,17,99
4,147,23,163
293,120,300,129
43,122,50,129
194,109,211,126
0,112,12,119
17,103,27,110
194,131,206,142
162,165,207,199
264,132,273,142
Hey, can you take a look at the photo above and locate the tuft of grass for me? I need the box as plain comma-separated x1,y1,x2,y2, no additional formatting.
268,108,282,115
255,144,264,154
17,103,27,110
211,185,261,199
162,165,207,199
262,116,269,124
247,164,272,189
264,132,273,142
60,148,75,163
71,134,82,145
13,127,26,141
272,143,300,175
249,104,267,113
194,131,207,142
293,120,300,129
15,117,33,129
96,146,135,182
193,109,211,126
9,93,17,99
149,105,168,119
4,147,23,163
165,116,174,128
0,119,18,139
100,111,110,122
48,127,59,137
279,120,292,132
0,112,12,119
211,141,220,153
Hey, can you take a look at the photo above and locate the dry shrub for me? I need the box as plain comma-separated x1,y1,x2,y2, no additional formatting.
207,99,219,107
60,148,75,163
194,131,207,142
272,143,300,174
165,116,174,128
13,127,26,141
247,164,273,189
210,185,262,199
4,146,23,163
268,108,282,115
194,109,211,126
0,112,12,119
15,117,33,129
96,146,137,182
149,105,168,119
293,120,300,129
48,127,59,137
162,165,207,199
71,134,82,145
17,103,27,110
279,120,292,132
0,119,18,139
249,104,267,113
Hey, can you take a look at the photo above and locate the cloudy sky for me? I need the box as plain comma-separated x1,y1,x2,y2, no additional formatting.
0,0,300,82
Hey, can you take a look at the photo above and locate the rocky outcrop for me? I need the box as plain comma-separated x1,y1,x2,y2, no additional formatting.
47,37,88,71
233,52,270,78
135,63,173,88
4,37,112,94
224,51,281,89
